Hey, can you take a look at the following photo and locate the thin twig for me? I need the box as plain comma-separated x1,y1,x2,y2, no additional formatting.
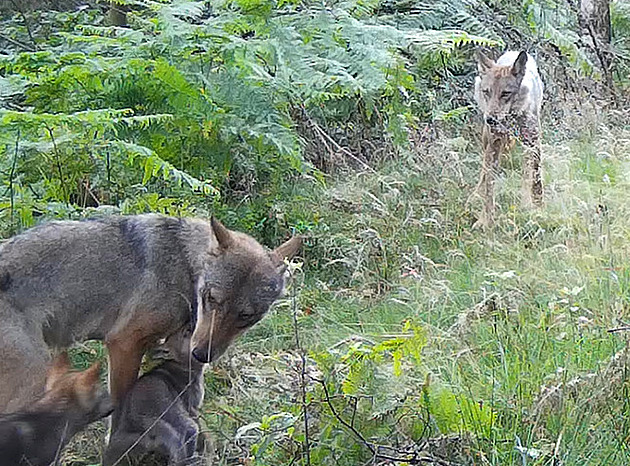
350,396,358,428
291,265,311,465
607,326,630,334
0,32,35,51
583,19,615,98
9,131,20,233
80,178,101,207
314,377,455,465
45,125,70,208
314,377,376,456
8,0,37,50
300,105,376,173
52,420,70,466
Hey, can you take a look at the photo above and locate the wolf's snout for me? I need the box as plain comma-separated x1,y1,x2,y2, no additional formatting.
485,116,497,126
191,347,209,363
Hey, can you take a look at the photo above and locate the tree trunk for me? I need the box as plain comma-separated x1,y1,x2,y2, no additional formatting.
108,1,128,27
580,0,613,91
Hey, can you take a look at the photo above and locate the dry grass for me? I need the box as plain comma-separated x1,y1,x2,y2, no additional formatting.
62,103,630,465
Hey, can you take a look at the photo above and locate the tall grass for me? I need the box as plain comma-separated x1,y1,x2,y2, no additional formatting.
205,107,630,465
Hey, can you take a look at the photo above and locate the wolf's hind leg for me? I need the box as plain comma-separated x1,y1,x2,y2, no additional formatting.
530,140,543,206
521,150,534,209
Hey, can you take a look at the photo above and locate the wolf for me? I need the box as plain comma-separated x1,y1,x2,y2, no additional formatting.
103,326,206,466
0,352,113,466
473,50,544,227
0,214,302,421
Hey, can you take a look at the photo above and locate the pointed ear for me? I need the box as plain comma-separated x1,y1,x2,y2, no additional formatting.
211,216,232,249
511,51,528,79
476,49,495,74
76,362,101,393
271,236,303,266
45,352,72,391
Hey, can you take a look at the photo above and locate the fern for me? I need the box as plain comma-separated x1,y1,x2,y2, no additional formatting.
114,141,218,195
525,0,595,74
0,0,500,236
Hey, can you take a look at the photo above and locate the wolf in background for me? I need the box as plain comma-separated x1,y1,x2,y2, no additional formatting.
103,327,206,466
473,50,544,227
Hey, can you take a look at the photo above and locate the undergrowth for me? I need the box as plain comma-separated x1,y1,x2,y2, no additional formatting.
3,1,630,465
199,108,630,466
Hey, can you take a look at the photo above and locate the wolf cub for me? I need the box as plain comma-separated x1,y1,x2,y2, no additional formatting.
103,327,207,466
0,353,113,466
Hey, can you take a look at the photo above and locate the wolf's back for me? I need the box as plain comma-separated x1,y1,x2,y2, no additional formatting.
0,215,198,343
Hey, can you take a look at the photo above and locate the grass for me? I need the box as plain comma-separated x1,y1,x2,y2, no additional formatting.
198,106,630,465
62,105,630,465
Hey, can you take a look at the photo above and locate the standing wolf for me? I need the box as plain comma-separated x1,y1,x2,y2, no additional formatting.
474,50,544,227
0,214,301,418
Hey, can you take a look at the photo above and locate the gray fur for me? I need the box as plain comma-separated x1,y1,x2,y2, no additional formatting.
472,50,545,227
474,50,544,129
0,214,302,414
0,355,113,466
0,401,112,466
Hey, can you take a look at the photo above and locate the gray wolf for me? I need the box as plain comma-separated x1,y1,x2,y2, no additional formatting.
473,50,544,227
0,214,302,421
103,327,206,466
0,352,113,466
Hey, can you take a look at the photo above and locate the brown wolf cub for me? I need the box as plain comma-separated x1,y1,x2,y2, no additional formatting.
0,352,113,466
103,327,207,466
474,50,544,227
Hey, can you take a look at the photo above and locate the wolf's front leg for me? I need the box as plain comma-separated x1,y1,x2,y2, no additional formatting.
520,119,543,208
475,125,505,228
105,335,145,427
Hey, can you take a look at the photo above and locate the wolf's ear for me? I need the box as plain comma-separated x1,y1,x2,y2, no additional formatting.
211,216,233,249
476,50,495,74
75,362,103,407
77,362,101,393
511,51,528,79
271,236,303,267
45,352,72,391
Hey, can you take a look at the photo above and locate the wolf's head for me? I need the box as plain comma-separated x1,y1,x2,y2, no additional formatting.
191,218,302,363
36,352,114,424
152,326,200,368
474,50,529,134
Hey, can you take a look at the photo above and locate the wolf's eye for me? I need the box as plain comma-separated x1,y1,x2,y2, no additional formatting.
501,91,512,98
262,279,281,296
206,287,226,305
482,89,491,97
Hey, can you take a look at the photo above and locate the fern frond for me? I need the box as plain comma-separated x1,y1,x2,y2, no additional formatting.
112,141,219,196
